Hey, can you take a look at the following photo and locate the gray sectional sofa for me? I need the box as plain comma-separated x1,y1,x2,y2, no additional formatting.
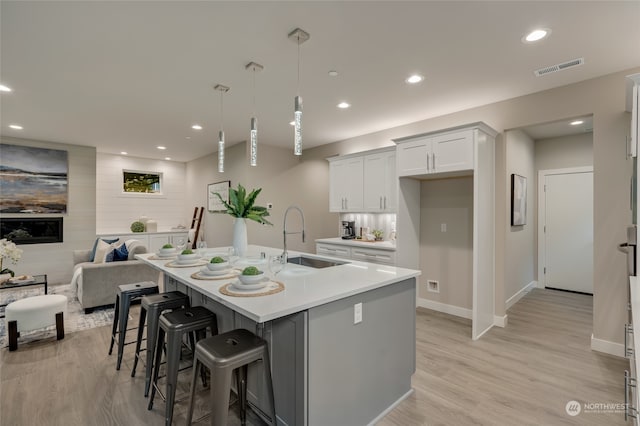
72,243,159,313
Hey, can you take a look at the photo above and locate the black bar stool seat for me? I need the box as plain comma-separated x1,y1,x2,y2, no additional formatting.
108,281,159,370
148,305,218,426
131,291,191,396
186,328,276,426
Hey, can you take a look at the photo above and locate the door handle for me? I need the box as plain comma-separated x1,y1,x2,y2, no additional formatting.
432,153,436,170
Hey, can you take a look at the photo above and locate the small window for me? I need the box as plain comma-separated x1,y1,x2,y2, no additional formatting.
122,170,162,194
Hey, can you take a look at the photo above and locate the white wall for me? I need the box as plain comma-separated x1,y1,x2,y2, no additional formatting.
1,136,96,284
419,177,473,309
96,153,188,233
505,129,536,302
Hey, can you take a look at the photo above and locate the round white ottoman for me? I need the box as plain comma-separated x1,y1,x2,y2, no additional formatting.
5,294,67,351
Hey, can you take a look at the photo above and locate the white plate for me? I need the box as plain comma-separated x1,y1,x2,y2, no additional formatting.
199,267,233,276
175,258,201,265
156,252,177,259
231,279,267,291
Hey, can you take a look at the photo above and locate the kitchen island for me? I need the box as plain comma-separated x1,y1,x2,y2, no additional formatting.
137,245,420,426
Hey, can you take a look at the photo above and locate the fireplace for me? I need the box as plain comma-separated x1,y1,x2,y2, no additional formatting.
0,217,63,244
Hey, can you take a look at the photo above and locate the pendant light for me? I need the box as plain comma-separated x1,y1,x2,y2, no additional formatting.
288,28,310,156
245,62,263,167
214,84,229,173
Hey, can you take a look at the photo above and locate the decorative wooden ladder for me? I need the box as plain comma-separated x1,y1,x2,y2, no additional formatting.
190,207,204,249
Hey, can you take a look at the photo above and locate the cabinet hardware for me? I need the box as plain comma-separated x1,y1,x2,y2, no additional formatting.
384,196,387,209
432,152,436,170
380,196,383,209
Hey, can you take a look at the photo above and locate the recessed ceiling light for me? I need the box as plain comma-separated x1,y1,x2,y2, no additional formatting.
120,151,128,155
337,102,351,109
185,136,191,139
157,146,166,150
523,28,551,43
164,157,171,161
0,84,12,92
9,124,23,130
406,74,424,84
328,70,339,77
289,121,295,126
191,124,203,130
570,120,584,126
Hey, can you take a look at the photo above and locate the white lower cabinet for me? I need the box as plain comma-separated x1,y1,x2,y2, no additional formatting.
316,242,395,266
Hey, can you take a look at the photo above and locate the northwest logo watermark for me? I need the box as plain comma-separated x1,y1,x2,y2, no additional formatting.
565,400,628,416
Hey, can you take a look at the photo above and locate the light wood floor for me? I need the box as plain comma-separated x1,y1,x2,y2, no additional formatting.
0,288,628,425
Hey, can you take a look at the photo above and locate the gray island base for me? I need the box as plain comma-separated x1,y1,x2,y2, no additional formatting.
138,246,420,425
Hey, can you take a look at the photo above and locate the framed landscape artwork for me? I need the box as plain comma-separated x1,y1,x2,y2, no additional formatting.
511,173,527,226
208,180,230,212
122,170,163,194
0,143,68,213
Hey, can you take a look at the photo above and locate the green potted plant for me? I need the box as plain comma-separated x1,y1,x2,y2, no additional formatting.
214,184,271,256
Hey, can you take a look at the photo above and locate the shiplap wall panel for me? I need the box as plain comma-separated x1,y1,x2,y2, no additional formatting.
96,154,188,234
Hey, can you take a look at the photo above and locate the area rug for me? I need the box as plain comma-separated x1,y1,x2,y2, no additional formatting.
0,284,114,348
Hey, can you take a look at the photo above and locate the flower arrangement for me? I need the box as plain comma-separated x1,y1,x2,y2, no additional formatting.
0,238,23,277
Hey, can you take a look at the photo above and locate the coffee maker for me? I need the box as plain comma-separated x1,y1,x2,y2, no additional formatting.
341,221,356,239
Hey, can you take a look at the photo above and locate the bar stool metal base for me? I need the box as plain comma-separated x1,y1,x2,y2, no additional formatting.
108,281,158,370
186,328,276,426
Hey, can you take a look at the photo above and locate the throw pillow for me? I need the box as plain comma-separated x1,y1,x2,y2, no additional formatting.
89,237,119,262
111,242,129,262
93,239,113,264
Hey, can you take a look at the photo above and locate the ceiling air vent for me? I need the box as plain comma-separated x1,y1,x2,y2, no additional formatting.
534,58,584,77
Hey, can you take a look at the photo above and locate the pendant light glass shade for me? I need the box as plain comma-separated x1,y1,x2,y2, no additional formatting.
288,28,309,156
250,117,258,166
214,84,230,173
294,95,302,156
218,130,225,173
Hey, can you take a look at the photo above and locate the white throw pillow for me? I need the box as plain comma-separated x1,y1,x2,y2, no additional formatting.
93,239,122,263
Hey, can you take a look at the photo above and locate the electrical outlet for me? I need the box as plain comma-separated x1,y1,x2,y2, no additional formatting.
354,302,362,324
427,280,440,293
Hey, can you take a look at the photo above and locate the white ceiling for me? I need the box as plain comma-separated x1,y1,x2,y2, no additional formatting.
1,1,639,162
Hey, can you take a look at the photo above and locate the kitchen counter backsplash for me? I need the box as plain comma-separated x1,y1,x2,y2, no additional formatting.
339,212,397,241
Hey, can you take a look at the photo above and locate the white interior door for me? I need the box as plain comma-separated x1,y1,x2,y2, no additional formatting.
542,170,593,293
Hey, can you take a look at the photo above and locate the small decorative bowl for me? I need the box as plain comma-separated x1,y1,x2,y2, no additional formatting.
159,247,177,256
206,260,229,271
238,271,265,285
177,253,199,262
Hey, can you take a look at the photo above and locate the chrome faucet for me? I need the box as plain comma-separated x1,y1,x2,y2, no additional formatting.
283,205,305,260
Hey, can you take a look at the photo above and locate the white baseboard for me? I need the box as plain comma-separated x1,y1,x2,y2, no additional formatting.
367,388,414,426
536,280,545,289
591,334,625,358
494,314,508,328
417,298,472,319
505,281,538,310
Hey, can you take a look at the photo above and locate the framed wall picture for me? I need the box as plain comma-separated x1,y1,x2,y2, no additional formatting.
122,170,163,195
208,180,230,212
0,143,68,213
511,174,527,226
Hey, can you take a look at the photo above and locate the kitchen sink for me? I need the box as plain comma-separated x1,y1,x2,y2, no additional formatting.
286,255,348,269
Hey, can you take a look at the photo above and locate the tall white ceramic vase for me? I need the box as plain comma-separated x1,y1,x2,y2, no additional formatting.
233,218,248,257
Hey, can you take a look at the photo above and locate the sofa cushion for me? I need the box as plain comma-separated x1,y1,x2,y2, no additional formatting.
89,237,119,262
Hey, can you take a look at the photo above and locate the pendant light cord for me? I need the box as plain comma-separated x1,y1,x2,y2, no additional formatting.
297,36,301,95
252,67,256,116
219,91,224,132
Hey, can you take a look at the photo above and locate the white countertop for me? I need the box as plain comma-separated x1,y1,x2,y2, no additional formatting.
315,237,397,251
137,245,419,323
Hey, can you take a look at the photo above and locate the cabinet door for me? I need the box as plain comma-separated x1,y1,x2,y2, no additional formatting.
397,138,430,176
363,153,388,211
383,151,397,211
343,157,364,211
432,130,474,173
148,235,170,253
329,160,346,212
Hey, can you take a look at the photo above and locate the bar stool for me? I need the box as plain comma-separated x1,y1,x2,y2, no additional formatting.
148,306,218,426
130,291,191,396
108,281,159,370
186,328,276,426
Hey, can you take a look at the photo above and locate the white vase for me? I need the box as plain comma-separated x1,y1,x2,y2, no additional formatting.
233,218,248,257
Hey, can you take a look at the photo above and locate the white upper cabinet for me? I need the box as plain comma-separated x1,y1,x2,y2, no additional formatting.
397,129,473,177
329,156,364,212
328,147,395,213
363,150,396,212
